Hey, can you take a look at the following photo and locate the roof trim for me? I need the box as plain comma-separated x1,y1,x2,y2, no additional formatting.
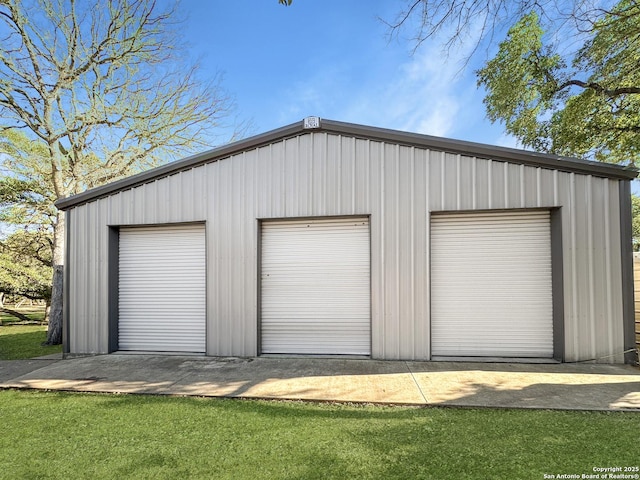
320,119,638,180
55,117,638,210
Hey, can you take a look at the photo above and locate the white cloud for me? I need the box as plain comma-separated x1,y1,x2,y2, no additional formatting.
343,42,483,139
271,23,500,143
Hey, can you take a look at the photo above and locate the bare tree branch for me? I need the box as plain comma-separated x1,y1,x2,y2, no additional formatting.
0,0,239,344
558,80,640,96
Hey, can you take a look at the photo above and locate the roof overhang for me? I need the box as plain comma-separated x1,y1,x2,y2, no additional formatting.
55,117,638,211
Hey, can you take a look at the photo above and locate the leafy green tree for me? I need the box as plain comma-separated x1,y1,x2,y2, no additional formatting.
382,0,640,164
632,194,640,251
283,0,639,164
0,229,52,302
0,0,235,344
477,4,640,164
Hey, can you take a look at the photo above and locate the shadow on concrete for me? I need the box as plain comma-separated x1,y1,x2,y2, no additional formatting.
0,359,61,382
1,354,640,410
420,379,640,410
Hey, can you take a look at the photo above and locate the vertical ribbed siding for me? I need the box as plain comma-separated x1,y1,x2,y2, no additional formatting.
66,131,626,362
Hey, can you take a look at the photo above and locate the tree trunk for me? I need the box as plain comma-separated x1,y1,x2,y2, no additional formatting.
45,211,65,345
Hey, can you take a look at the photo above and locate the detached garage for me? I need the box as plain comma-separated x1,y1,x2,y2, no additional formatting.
56,117,637,364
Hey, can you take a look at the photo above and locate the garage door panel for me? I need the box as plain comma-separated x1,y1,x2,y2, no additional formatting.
119,225,206,353
431,211,553,358
261,218,371,355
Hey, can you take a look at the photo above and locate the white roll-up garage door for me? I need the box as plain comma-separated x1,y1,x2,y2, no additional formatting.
119,224,206,353
431,211,553,358
261,218,371,355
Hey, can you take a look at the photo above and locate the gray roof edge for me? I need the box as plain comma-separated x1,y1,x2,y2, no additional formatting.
319,119,639,181
55,120,305,210
56,117,637,211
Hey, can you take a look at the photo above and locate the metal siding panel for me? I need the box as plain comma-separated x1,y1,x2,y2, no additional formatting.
442,152,458,210
383,144,399,357
272,142,286,215
490,161,506,208
120,189,134,225
591,178,608,357
203,162,219,354
82,203,96,352
254,146,271,219
169,173,182,222
354,138,370,212
284,136,300,217
341,136,356,212
595,177,624,362
299,134,314,214
538,168,556,207
426,150,440,211
431,211,554,357
261,218,371,355
523,165,538,207
558,174,625,363
96,199,110,351
139,181,156,224
506,163,521,206
68,206,83,353
398,146,418,358
78,204,90,351
68,202,106,354
64,129,627,362
368,141,384,357
413,148,430,359
215,158,233,355
119,225,206,353
230,153,251,355
181,168,198,219
326,135,341,214
609,179,625,362
560,172,579,361
312,133,328,216
228,154,242,354
473,158,490,210
573,174,592,360
458,155,474,210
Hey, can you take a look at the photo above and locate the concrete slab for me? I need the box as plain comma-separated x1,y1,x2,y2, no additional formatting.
407,361,640,410
168,357,425,403
0,359,60,383
1,354,639,411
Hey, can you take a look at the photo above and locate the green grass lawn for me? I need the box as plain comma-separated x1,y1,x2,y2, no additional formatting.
0,325,62,360
0,390,637,480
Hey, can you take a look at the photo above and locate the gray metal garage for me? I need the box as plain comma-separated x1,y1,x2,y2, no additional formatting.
56,117,637,363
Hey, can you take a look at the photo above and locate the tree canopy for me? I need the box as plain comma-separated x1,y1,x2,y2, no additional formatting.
477,2,640,165
281,0,639,164
0,229,52,302
0,0,236,344
381,0,639,164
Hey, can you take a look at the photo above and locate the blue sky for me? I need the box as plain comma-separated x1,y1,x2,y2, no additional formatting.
179,1,518,148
